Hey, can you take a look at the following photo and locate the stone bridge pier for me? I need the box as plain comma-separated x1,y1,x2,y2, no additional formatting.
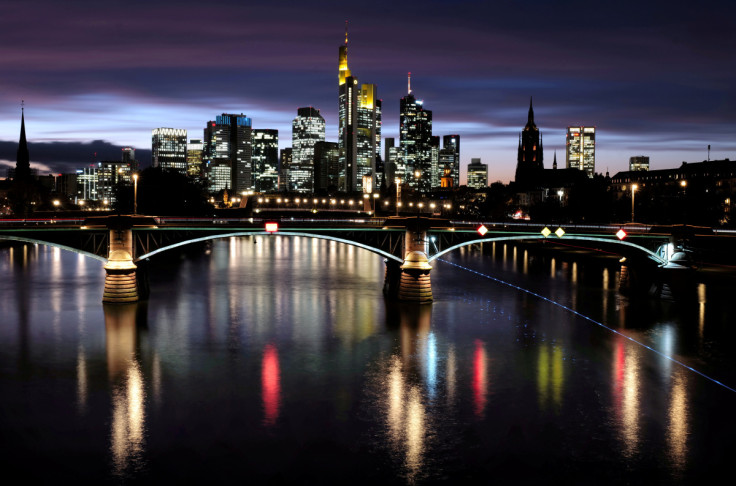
102,217,139,304
383,217,446,304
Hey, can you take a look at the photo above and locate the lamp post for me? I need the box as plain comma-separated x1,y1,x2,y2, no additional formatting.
631,184,638,222
133,173,138,214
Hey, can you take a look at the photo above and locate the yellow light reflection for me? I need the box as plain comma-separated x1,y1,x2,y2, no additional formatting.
697,283,706,338
668,373,688,470
612,337,640,457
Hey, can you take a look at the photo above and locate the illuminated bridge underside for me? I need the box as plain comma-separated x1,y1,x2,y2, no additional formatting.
426,234,667,265
0,235,108,262
135,231,404,263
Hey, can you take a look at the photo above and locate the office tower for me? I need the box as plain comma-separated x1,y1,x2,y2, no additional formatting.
430,136,440,189
357,84,381,192
97,160,131,203
629,156,650,171
314,141,340,191
514,98,543,185
566,126,596,177
121,147,138,171
252,129,279,192
152,128,187,174
467,158,488,189
279,148,292,192
291,108,325,193
338,26,381,192
442,135,460,188
203,114,253,194
76,166,98,201
400,75,433,192
186,139,204,179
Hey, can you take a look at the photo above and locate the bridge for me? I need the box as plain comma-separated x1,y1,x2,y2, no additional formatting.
0,214,689,304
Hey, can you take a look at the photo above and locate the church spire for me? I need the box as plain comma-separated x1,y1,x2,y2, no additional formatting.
16,101,31,182
528,96,534,125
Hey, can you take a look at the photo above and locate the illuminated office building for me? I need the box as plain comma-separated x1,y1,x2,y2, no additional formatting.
291,108,325,193
629,156,649,171
467,158,488,189
186,139,204,179
203,113,253,194
121,147,138,171
152,128,187,174
252,129,279,193
399,74,433,192
338,26,381,192
442,134,460,188
566,126,596,177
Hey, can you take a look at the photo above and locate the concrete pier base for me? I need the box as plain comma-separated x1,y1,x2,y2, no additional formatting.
398,251,433,303
103,250,138,304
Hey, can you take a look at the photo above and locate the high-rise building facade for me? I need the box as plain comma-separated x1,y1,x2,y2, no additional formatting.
252,129,279,192
629,155,649,171
186,139,204,179
203,114,253,194
467,158,488,189
152,128,187,174
442,134,460,189
338,28,380,192
121,147,138,171
314,141,340,191
279,148,292,192
566,126,596,177
291,108,325,193
399,77,433,192
514,99,543,186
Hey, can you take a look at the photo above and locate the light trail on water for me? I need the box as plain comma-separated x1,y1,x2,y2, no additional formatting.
437,258,736,394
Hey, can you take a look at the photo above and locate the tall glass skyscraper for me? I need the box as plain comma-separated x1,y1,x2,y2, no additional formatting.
152,128,187,174
291,108,325,193
252,129,279,193
203,114,252,194
399,77,433,193
566,126,596,177
338,27,380,192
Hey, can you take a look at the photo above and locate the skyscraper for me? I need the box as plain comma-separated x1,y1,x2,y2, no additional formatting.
314,141,340,191
566,126,596,177
252,129,279,192
514,99,543,186
400,75,433,192
338,26,381,192
467,158,488,189
152,128,187,174
203,114,252,194
186,139,204,179
279,148,292,192
442,134,460,189
291,107,325,193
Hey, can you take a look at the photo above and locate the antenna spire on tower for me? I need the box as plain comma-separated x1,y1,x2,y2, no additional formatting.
408,72,412,94
345,20,348,45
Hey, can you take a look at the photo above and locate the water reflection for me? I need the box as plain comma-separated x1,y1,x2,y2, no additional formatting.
668,372,688,471
472,339,488,418
104,303,147,477
537,344,563,412
262,344,281,426
612,336,641,457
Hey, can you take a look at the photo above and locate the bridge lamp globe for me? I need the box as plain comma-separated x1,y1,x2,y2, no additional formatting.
313,198,318,204
53,200,60,207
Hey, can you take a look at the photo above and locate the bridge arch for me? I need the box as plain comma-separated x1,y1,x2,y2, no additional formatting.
135,231,404,263
427,235,666,265
0,235,107,262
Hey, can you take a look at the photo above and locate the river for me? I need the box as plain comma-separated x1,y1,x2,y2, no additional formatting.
1,236,735,484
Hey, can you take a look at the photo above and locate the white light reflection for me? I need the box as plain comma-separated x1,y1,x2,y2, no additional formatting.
612,336,640,457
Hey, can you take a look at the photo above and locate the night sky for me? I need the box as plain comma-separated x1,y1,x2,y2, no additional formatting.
1,0,734,183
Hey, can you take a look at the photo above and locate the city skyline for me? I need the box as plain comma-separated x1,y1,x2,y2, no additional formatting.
1,0,735,183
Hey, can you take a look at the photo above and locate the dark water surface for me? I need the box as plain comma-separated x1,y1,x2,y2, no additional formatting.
1,237,735,484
